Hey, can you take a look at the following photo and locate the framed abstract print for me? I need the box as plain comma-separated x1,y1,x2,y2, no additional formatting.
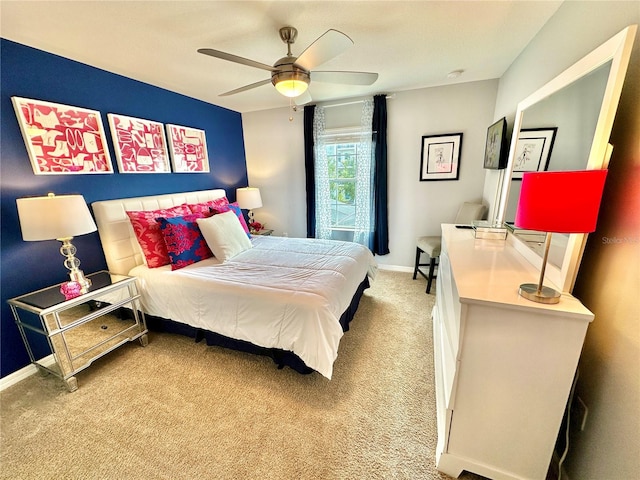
107,113,171,173
166,124,210,173
11,97,113,174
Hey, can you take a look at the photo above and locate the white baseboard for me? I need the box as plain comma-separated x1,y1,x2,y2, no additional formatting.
378,264,413,273
0,355,56,392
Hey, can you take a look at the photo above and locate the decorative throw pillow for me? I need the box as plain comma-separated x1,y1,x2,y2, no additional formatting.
211,201,251,237
197,211,252,262
126,204,192,268
187,197,229,216
158,213,213,270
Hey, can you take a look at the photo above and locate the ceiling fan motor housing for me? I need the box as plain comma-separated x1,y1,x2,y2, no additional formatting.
271,55,310,88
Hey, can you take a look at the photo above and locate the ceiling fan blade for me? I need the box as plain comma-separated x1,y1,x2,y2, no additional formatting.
295,90,313,106
294,29,353,71
219,79,272,97
197,48,274,72
311,71,379,86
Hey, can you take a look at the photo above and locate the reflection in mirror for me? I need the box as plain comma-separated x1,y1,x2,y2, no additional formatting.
504,62,612,268
496,25,636,292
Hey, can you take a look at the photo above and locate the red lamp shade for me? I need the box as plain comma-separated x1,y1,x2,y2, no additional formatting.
515,170,608,234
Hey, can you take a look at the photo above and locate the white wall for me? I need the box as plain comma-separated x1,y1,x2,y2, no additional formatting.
492,2,640,479
242,79,498,269
382,81,498,268
241,107,306,238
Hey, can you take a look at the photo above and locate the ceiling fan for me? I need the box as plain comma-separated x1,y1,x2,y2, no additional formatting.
197,26,378,103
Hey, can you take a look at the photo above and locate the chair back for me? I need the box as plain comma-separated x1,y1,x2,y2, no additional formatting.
455,202,487,224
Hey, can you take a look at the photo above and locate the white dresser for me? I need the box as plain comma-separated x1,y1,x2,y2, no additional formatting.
432,224,594,480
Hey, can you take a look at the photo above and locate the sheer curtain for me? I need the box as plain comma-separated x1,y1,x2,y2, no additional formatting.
353,98,374,247
312,106,333,240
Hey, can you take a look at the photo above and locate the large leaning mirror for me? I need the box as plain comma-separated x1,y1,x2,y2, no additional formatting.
496,25,636,293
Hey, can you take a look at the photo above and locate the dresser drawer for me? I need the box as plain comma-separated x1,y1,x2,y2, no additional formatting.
436,250,461,360
433,300,458,410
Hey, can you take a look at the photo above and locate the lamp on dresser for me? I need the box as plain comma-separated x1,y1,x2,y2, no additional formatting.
515,169,608,304
16,193,97,293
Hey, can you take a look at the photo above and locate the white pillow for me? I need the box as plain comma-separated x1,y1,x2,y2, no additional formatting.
196,211,252,262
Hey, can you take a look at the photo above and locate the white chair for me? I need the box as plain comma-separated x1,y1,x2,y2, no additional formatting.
413,202,487,293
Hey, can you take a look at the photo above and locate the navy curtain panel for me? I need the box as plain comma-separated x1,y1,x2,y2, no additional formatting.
304,105,316,238
372,94,390,255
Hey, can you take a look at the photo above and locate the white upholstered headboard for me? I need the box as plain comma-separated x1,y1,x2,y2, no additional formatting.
92,189,227,275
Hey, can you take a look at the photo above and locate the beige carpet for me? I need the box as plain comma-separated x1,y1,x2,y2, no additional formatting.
1,270,484,480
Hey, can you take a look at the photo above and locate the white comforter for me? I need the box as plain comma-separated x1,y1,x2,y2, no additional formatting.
130,236,377,379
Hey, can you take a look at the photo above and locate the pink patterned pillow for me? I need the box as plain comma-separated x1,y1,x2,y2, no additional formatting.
211,201,251,237
187,197,229,216
158,213,213,270
126,204,192,268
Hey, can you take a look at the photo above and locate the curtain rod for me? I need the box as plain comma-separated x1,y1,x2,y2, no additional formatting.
322,94,395,109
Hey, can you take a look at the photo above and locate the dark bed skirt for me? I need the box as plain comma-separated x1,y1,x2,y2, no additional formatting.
144,276,370,375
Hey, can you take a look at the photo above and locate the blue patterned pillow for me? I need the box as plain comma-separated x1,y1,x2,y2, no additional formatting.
158,213,213,270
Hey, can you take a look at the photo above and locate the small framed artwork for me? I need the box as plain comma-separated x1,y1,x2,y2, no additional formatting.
512,127,558,179
483,117,508,170
166,124,210,173
11,96,113,174
420,133,463,181
107,113,171,173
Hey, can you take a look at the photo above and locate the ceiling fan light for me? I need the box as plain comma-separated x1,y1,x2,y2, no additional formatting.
275,78,309,98
272,69,310,98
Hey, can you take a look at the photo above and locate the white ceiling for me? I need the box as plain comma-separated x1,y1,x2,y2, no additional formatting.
1,1,563,113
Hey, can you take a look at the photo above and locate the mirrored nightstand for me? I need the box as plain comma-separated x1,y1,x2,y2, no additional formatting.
8,271,148,392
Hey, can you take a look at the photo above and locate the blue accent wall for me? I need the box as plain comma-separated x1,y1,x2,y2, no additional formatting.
0,39,248,378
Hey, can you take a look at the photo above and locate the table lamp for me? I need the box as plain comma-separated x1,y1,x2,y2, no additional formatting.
236,187,263,224
514,169,608,304
16,193,97,293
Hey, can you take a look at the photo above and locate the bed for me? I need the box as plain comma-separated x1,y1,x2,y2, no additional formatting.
92,189,377,379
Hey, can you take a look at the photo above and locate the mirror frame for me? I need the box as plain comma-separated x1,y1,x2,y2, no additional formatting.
496,25,637,293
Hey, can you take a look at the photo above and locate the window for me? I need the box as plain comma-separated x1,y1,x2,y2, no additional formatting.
324,136,362,232
305,95,388,254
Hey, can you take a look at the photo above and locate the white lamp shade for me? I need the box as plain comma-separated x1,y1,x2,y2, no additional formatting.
16,193,97,241
236,187,263,210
